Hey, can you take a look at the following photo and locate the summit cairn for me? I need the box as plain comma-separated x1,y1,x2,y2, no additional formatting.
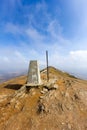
26,60,41,86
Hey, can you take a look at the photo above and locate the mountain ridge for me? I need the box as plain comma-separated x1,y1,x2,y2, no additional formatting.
0,66,86,84
0,67,87,130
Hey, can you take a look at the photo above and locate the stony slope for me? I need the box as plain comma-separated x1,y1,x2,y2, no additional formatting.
0,67,87,130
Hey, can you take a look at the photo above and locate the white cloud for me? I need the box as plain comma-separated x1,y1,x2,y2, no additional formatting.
4,23,23,35
47,20,63,39
69,50,87,68
0,47,28,72
26,28,45,41
3,56,9,62
0,40,87,79
70,50,87,59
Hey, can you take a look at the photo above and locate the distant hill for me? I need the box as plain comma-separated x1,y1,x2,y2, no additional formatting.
0,67,87,130
0,71,27,83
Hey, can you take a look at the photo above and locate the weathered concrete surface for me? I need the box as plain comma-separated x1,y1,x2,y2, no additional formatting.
27,61,41,85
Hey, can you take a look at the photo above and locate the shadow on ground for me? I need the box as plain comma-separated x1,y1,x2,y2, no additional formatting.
4,84,22,90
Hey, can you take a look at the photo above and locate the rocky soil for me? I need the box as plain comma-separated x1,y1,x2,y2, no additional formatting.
0,67,87,130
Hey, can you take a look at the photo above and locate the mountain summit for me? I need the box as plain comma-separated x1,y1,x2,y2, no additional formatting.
0,67,87,130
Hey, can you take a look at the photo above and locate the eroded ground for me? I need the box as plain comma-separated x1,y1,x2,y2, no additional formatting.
0,67,87,130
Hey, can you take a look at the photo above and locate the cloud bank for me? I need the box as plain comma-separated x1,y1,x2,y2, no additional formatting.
0,0,87,79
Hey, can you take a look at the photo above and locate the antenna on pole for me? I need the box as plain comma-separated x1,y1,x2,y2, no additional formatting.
46,50,49,82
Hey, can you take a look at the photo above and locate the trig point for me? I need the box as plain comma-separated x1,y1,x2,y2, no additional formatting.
26,60,41,85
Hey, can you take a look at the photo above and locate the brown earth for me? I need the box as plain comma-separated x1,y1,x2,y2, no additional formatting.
0,67,87,130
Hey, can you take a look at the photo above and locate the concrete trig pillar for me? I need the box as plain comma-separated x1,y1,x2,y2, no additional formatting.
27,60,41,85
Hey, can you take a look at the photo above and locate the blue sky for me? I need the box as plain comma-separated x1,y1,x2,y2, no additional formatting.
0,0,87,79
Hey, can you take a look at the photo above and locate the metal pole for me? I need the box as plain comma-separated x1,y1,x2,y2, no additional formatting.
46,50,49,82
